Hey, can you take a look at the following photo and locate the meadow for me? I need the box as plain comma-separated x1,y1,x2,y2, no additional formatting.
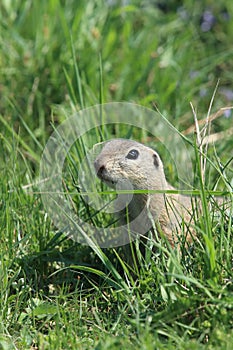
0,1,233,349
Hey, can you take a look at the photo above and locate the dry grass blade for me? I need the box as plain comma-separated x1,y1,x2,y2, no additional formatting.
202,126,233,145
182,106,233,136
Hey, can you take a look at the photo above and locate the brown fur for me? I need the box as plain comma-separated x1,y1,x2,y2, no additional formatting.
94,139,195,247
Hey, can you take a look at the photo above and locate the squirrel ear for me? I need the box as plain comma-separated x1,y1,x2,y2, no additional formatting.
153,153,159,167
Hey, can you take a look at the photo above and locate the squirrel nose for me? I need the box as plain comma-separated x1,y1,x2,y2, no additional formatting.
94,159,106,178
96,165,105,178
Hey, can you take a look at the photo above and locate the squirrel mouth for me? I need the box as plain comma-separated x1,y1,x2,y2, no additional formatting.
96,167,116,187
98,173,116,187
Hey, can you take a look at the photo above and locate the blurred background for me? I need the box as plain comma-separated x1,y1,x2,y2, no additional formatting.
1,0,233,154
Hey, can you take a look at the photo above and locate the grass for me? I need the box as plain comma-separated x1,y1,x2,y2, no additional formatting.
0,0,233,349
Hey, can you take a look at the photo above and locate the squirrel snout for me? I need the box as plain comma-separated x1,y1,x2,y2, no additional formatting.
96,165,106,179
94,159,106,179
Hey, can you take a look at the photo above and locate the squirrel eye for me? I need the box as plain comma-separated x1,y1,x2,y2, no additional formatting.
126,149,139,160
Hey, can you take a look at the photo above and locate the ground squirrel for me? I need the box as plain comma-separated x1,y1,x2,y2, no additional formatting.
94,139,195,247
